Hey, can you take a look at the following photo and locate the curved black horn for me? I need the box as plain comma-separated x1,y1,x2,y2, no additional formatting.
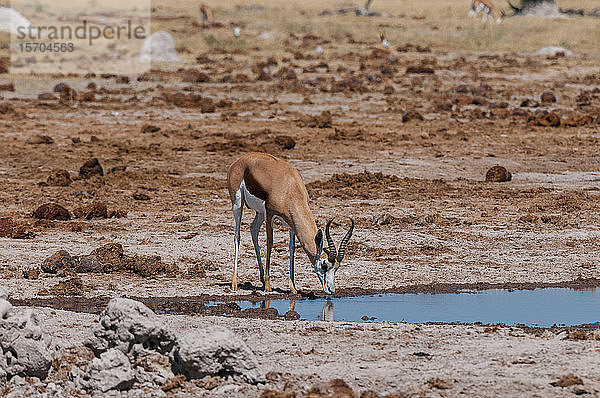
325,218,337,263
336,217,354,265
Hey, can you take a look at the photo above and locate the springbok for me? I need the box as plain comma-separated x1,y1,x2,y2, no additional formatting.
227,152,354,296
379,32,390,49
231,22,241,38
200,4,214,28
469,0,505,23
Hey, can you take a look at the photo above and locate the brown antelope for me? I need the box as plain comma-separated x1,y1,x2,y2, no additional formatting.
227,152,354,296
469,0,505,23
200,4,214,28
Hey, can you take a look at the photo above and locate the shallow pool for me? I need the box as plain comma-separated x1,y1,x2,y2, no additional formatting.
229,287,600,327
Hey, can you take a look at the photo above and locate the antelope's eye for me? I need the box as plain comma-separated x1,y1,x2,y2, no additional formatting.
321,263,328,272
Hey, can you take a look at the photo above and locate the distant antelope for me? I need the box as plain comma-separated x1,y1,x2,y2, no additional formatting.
227,152,354,295
231,22,241,38
469,0,505,23
200,4,213,28
379,32,390,48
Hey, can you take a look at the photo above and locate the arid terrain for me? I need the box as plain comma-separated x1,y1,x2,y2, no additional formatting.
1,0,600,396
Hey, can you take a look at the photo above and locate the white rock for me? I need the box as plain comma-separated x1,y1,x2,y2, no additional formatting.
82,349,135,392
138,31,180,63
86,298,177,359
0,299,11,319
554,330,568,340
257,32,274,41
0,308,53,379
0,287,8,301
172,326,264,384
0,7,37,36
535,46,573,57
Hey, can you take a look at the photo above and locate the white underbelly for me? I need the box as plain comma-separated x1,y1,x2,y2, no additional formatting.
239,180,290,229
240,180,266,214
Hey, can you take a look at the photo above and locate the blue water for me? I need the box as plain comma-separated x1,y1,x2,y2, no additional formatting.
228,288,600,327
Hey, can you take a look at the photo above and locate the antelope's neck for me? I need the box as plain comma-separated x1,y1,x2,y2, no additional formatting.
290,206,318,265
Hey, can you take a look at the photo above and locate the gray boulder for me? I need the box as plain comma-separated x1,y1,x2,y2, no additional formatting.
86,298,176,359
80,349,135,392
0,303,53,380
171,326,264,384
139,31,180,63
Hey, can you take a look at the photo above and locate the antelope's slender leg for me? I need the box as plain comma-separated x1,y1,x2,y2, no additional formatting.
265,213,274,292
232,190,243,290
289,229,297,294
250,211,265,286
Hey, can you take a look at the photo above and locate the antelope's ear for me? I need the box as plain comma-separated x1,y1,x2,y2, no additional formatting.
315,229,323,256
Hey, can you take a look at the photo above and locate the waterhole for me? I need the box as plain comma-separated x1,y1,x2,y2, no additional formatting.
14,287,600,327
234,288,600,327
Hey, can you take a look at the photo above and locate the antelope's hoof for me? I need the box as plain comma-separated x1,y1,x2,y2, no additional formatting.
289,281,298,294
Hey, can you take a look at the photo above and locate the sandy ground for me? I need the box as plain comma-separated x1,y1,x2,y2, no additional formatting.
26,307,600,397
1,1,600,395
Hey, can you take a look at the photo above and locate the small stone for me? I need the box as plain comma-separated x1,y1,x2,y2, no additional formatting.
108,209,128,218
73,201,108,219
53,82,70,92
402,110,424,123
79,158,103,178
427,377,453,390
79,91,95,101
283,310,300,321
131,255,178,277
42,250,75,274
133,192,151,201
274,135,296,150
140,124,161,134
89,243,127,273
74,254,103,273
551,373,583,388
307,379,355,397
11,223,33,239
485,165,512,182
44,169,72,186
38,93,57,100
22,268,40,279
541,91,556,103
383,85,395,95
33,203,71,220
26,135,54,145
520,99,539,108
182,69,210,83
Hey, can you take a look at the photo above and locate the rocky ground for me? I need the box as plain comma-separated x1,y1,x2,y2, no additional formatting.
1,3,600,395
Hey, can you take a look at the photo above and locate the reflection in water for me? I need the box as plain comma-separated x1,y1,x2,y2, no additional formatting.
319,300,335,321
229,287,600,326
263,299,335,321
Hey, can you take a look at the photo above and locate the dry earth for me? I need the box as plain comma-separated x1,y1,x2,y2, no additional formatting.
1,0,600,396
